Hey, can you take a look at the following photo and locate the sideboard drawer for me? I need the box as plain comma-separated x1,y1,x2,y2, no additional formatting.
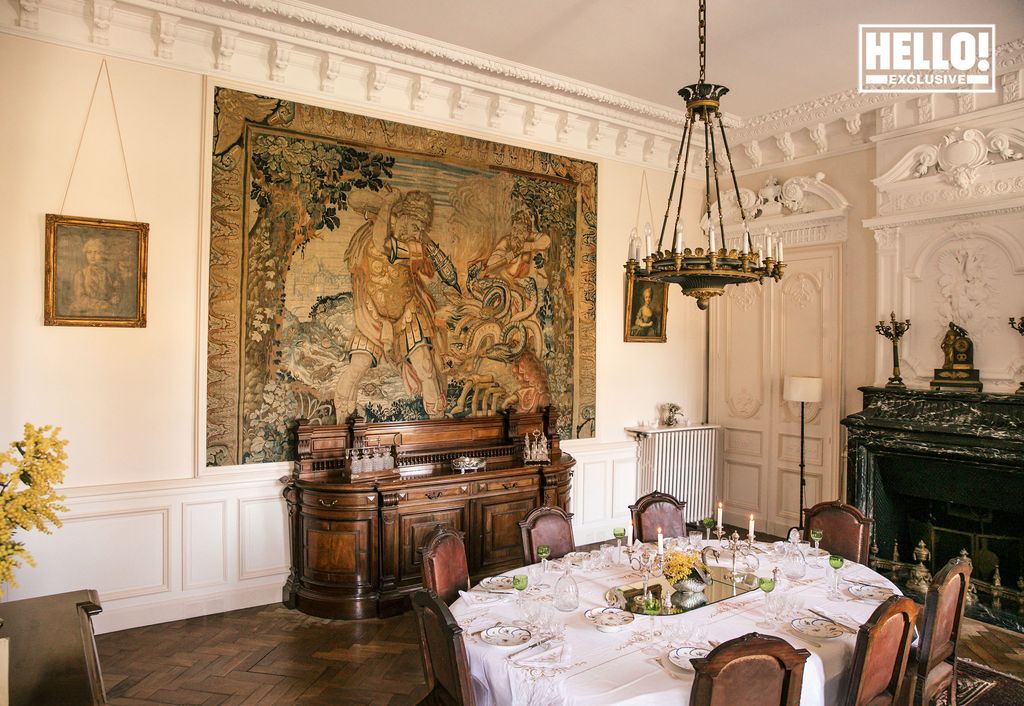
474,475,538,494
301,489,378,511
401,483,470,504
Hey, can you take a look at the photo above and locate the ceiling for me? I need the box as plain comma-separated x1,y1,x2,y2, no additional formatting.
300,0,1024,118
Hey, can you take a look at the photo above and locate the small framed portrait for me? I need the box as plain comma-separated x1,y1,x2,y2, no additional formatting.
624,278,668,342
44,214,148,327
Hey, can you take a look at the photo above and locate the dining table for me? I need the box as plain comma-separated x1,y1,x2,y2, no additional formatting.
448,538,901,706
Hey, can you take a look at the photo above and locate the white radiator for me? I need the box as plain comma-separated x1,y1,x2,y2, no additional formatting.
627,425,720,525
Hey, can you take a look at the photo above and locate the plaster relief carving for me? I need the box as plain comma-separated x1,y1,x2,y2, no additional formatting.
877,127,1024,190
715,173,849,224
727,390,761,419
934,242,997,336
744,140,763,168
785,272,818,310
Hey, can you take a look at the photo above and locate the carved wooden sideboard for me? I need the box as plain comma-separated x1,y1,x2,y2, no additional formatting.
282,408,574,619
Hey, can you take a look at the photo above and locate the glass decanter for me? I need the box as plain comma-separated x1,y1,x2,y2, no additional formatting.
553,565,579,612
781,540,808,580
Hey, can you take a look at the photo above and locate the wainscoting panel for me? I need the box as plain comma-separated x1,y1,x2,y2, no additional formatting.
183,500,227,590
563,439,637,545
238,496,289,580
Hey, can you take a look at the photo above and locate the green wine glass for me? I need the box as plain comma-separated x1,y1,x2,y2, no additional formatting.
758,576,776,593
612,527,626,564
702,516,715,541
757,576,780,628
537,544,552,573
642,593,661,652
810,528,824,550
827,555,844,599
513,574,528,610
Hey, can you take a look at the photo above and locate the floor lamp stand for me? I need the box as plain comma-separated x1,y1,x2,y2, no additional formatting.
798,400,806,532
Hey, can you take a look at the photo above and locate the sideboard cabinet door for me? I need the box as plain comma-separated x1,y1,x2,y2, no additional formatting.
471,492,539,574
302,516,377,589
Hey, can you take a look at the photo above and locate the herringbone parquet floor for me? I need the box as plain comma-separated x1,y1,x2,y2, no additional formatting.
97,605,428,705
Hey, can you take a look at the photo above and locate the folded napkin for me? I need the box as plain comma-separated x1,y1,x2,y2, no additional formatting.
815,608,859,632
513,640,570,669
458,589,511,606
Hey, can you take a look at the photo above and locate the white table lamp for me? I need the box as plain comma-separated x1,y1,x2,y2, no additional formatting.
784,376,823,530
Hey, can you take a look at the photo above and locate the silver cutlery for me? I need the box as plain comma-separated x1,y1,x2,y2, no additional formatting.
508,637,552,659
809,609,857,633
784,627,823,649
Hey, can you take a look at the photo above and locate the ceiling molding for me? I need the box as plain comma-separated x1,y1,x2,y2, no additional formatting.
1,0,700,168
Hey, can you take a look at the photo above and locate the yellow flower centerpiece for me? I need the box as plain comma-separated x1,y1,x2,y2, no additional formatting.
0,424,69,592
663,549,708,593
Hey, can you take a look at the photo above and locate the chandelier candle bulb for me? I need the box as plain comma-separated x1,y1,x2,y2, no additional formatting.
672,223,683,253
628,227,639,260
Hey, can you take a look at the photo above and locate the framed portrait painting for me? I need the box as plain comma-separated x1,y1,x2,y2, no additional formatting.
44,214,148,327
624,278,668,342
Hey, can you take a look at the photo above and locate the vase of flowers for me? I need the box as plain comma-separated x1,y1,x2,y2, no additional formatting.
663,550,708,593
0,424,68,592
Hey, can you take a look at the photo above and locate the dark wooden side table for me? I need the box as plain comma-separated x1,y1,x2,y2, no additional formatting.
0,589,106,705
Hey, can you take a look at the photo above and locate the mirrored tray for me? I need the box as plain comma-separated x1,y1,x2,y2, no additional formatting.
605,565,757,616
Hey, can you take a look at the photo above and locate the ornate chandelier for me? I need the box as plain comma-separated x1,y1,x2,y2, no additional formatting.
625,0,785,310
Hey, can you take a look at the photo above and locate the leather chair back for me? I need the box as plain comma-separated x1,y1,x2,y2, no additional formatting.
629,491,686,542
843,595,920,706
804,501,873,564
412,590,476,706
420,526,470,606
689,632,810,706
519,506,574,563
913,558,972,705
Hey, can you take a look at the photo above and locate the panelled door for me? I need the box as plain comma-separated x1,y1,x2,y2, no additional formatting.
710,243,842,537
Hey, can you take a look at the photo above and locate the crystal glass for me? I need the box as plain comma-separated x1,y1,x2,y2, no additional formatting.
688,531,702,549
641,594,662,655
538,544,552,573
702,517,715,541
827,555,845,600
600,543,614,567
810,528,823,550
787,527,802,544
553,566,579,612
756,576,779,628
782,542,808,580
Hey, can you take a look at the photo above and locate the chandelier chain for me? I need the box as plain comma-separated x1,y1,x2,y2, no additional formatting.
698,0,706,84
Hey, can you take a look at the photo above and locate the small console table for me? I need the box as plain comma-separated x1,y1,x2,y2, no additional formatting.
282,407,575,619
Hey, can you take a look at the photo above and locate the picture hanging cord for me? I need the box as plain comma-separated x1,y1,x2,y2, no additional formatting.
633,170,656,234
59,59,138,220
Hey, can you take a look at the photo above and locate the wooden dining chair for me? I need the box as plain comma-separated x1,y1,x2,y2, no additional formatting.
689,632,810,706
629,491,686,542
420,526,470,606
804,500,873,564
412,590,477,706
519,506,574,563
841,595,920,706
909,557,972,706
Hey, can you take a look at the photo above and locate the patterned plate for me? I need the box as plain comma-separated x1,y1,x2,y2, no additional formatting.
847,583,893,601
480,625,531,647
479,575,514,591
668,646,710,670
791,617,844,639
563,552,590,565
590,608,635,632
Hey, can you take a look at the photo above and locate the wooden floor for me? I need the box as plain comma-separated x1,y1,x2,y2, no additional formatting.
97,600,1024,705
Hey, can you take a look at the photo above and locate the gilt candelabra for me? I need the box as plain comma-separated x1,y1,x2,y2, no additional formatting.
875,312,912,389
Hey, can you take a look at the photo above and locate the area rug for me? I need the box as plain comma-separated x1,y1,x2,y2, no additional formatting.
936,659,1024,706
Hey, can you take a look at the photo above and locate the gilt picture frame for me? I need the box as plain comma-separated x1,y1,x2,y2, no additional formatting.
44,214,148,327
624,278,668,342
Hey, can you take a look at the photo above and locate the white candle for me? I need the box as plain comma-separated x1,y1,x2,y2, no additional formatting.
748,514,755,537
657,527,664,554
644,222,654,256
672,223,683,253
777,238,784,261
716,502,723,530
741,229,750,254
766,235,773,259
708,223,717,253
628,227,638,260
627,520,634,546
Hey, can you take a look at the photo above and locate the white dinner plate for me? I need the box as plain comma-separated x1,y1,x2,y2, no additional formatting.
668,646,710,670
847,583,893,601
791,617,844,639
563,552,590,565
586,608,634,632
479,575,514,591
480,625,531,647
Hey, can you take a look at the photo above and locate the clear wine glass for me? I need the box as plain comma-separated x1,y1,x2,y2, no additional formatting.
537,544,552,573
756,576,779,628
827,555,845,600
642,594,662,655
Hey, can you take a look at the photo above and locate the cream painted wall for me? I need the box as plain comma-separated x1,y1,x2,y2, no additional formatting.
738,150,878,417
0,32,705,487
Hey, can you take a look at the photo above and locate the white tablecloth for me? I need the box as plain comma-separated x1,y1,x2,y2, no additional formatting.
450,542,899,706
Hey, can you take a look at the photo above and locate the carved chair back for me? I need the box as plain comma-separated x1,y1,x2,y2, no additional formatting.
420,526,470,606
804,500,873,564
842,595,920,706
689,632,810,706
412,590,476,706
519,506,575,563
629,491,687,543
912,558,972,705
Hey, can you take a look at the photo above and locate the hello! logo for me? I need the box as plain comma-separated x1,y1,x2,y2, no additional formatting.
859,25,996,93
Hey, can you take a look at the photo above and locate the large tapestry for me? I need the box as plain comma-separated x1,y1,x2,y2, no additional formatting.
207,88,597,466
